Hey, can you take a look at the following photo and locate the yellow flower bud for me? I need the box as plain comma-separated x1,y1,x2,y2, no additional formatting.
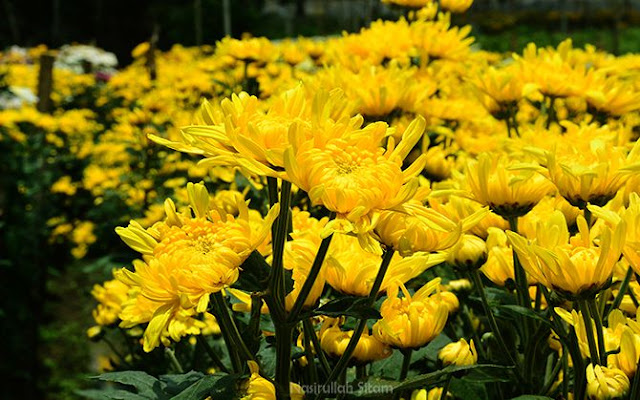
402,387,445,400
373,280,450,349
438,338,478,366
319,318,392,364
585,364,629,400
447,234,487,271
242,361,305,400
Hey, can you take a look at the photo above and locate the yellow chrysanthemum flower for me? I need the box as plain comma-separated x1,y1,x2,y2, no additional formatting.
586,364,629,400
216,37,276,64
324,232,445,296
116,182,278,264
375,200,474,256
464,153,554,218
507,211,626,296
480,228,516,286
438,338,477,366
528,122,640,207
319,318,392,364
90,274,130,326
285,116,428,253
373,279,451,349
590,193,640,276
440,0,474,13
152,84,355,178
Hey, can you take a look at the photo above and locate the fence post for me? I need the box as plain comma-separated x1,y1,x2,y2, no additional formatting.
36,53,55,114
146,25,159,82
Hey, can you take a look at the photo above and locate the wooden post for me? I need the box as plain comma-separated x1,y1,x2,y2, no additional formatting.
194,0,203,46
37,54,55,114
146,25,159,82
222,0,231,36
2,0,20,43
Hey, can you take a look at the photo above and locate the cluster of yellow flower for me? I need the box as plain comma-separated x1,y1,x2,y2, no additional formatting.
5,0,640,398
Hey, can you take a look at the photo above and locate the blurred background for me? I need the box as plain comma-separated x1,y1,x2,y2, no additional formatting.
2,0,640,399
2,0,640,62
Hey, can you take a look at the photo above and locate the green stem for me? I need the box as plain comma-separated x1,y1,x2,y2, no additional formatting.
197,336,230,373
314,248,395,400
102,335,131,368
542,287,585,399
561,350,569,399
302,321,319,383
267,176,278,207
356,365,366,380
268,179,294,399
275,324,294,400
540,353,563,396
587,298,608,366
212,292,254,364
400,349,412,381
287,217,336,322
165,348,184,373
469,269,520,371
304,318,331,378
546,96,556,129
461,304,486,360
507,216,531,310
440,375,451,400
630,358,640,400
608,267,633,317
269,180,292,315
577,299,600,365
583,205,592,227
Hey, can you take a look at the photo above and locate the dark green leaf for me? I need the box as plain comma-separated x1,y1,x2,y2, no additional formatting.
234,250,271,291
76,389,148,400
345,378,399,399
449,377,488,400
92,371,164,398
160,371,205,395
257,340,277,378
312,297,381,320
394,364,513,392
369,333,451,379
172,373,235,400
496,305,551,326
509,396,554,400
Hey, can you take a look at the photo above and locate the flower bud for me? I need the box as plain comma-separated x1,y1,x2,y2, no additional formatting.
586,364,629,400
438,338,478,366
447,234,487,271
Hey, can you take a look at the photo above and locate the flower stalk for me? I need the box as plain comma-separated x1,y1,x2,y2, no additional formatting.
577,299,600,366
313,248,395,400
587,298,608,366
469,269,519,371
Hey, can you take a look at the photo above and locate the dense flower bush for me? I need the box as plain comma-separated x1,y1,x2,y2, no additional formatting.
4,0,640,399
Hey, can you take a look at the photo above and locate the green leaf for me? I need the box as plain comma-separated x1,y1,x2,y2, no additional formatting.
369,334,451,379
257,340,277,378
394,364,513,392
463,367,514,383
234,250,271,292
76,389,149,400
312,297,381,320
346,378,399,399
496,305,551,326
92,371,164,398
509,396,554,400
172,373,240,400
160,371,205,395
449,377,488,400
